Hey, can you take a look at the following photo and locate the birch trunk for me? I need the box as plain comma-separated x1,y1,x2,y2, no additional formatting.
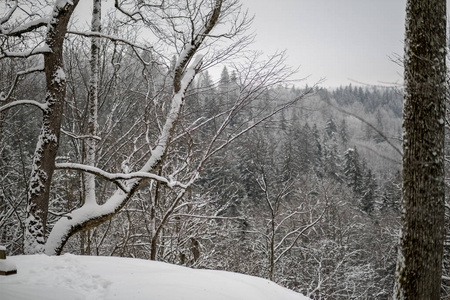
84,0,101,206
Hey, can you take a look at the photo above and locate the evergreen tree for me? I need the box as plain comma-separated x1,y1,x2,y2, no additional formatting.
380,171,402,212
311,124,323,176
338,119,349,148
324,117,337,140
360,168,377,213
342,148,363,196
220,66,230,86
322,132,341,182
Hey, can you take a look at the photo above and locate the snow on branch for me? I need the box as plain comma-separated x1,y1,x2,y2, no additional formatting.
0,45,51,59
55,162,188,189
173,0,223,92
46,54,203,255
45,1,224,255
140,54,203,172
3,17,50,36
171,214,244,220
0,100,47,112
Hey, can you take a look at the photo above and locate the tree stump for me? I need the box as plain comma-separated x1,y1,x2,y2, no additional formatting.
0,246,17,276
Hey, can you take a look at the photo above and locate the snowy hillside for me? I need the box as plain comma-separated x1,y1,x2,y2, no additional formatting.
0,254,309,300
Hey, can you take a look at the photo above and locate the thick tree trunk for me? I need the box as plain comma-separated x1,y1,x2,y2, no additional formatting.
394,0,447,299
24,1,79,254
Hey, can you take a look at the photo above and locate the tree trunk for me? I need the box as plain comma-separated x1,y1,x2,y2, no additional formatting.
24,1,79,254
84,0,101,207
394,0,447,299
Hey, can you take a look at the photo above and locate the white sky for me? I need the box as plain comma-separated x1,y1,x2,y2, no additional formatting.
73,0,450,88
241,0,407,87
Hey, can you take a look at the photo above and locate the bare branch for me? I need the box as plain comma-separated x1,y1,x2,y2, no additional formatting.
1,65,44,102
171,214,244,220
326,99,403,157
114,0,141,20
67,30,152,52
0,0,18,27
274,209,326,264
60,129,101,141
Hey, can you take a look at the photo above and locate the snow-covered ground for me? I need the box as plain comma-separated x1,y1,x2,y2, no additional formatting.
0,254,309,300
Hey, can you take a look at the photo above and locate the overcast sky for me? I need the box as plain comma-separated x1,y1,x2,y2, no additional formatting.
241,0,406,87
73,0,446,88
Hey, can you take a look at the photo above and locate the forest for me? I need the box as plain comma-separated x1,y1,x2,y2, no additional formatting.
0,0,448,299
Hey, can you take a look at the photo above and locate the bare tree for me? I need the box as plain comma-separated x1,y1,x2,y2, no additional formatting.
1,0,309,259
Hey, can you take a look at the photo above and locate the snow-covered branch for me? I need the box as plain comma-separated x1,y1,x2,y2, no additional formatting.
0,100,47,112
172,214,244,220
55,162,188,189
46,32,207,256
0,45,51,59
173,0,223,93
3,17,50,36
140,54,203,172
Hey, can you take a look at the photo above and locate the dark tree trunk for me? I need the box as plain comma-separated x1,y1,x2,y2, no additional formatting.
394,0,447,299
24,1,79,254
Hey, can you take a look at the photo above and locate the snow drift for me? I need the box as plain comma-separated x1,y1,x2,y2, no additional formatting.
0,254,309,300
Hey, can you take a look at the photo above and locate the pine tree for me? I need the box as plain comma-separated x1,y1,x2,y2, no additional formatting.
380,171,402,212
311,124,323,177
324,117,337,140
360,168,377,213
322,132,341,182
338,119,349,148
342,148,363,196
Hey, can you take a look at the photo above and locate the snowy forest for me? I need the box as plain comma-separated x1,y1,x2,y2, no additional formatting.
0,0,448,299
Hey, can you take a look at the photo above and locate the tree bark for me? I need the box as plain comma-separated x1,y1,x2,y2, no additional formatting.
84,0,101,207
394,0,447,299
24,0,79,254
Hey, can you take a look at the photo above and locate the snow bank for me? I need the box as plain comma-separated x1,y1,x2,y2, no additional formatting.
0,254,309,300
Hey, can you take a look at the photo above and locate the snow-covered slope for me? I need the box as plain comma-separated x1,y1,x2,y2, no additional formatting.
0,254,309,300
